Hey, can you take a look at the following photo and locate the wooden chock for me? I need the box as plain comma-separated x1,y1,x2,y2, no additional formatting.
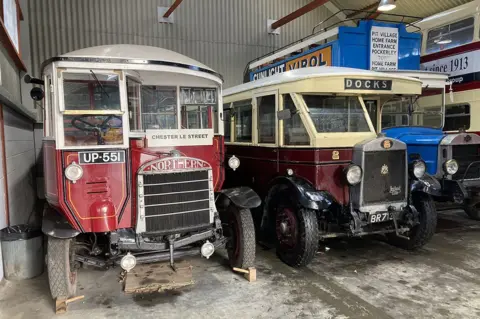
232,267,256,282
55,295,85,314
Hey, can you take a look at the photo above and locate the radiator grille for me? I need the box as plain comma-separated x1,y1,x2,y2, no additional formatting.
452,145,480,180
362,150,406,204
138,170,212,234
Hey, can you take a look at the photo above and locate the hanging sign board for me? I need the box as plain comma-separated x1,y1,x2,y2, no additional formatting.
370,26,399,71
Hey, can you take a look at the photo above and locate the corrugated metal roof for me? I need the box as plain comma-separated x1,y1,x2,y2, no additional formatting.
331,0,472,21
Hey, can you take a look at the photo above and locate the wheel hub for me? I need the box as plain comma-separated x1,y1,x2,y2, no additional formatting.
275,208,298,248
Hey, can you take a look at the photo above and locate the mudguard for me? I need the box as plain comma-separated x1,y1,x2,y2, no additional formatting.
42,205,80,239
218,187,261,209
441,179,469,201
266,176,337,211
410,173,442,197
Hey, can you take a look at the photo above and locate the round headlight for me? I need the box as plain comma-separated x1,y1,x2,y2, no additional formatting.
65,162,83,183
346,165,362,185
444,159,459,175
228,155,240,171
412,160,426,178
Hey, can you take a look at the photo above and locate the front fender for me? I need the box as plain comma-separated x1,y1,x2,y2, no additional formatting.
218,187,261,209
267,176,337,211
42,205,80,239
410,173,442,197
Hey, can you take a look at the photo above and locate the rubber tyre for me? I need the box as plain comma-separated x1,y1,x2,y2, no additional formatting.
47,237,77,299
464,202,480,220
224,206,256,269
388,193,437,250
273,192,319,267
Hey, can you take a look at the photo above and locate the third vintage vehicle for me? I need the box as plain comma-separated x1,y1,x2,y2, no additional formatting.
223,66,438,267
26,44,260,300
379,70,480,220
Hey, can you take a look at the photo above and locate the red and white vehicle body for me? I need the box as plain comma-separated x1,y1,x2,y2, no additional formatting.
31,45,259,299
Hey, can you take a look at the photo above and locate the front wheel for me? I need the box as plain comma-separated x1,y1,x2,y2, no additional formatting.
273,192,319,267
387,193,437,250
221,205,256,269
47,237,78,299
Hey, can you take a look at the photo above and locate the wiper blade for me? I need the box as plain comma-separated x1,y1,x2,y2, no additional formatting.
90,70,110,99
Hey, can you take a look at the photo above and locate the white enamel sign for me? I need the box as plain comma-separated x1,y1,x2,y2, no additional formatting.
421,50,480,85
370,26,399,71
146,129,214,147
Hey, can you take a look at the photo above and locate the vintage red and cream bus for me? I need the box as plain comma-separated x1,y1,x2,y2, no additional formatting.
26,45,260,299
223,67,439,268
415,0,480,133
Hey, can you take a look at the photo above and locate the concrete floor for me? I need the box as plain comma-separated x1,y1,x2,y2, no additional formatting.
1,209,480,319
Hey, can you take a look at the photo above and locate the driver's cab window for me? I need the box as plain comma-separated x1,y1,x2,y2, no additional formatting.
62,72,123,147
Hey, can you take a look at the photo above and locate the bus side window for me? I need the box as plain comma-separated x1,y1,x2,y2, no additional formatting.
283,94,309,145
257,95,276,144
426,17,474,54
444,104,470,131
232,99,252,143
223,104,231,141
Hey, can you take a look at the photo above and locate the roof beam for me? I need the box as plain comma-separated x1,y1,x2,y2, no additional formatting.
163,0,183,18
271,0,329,30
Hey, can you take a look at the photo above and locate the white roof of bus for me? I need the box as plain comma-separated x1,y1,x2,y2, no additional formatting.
59,44,214,71
411,0,480,31
224,67,422,96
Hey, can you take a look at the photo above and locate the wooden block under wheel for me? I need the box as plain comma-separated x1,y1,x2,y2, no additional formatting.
232,267,256,282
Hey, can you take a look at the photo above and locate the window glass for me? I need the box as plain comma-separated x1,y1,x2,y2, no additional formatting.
283,94,309,145
426,17,474,54
233,99,252,142
127,78,142,131
3,0,18,52
444,104,470,131
141,86,177,129
303,95,370,133
64,115,123,146
257,95,276,144
223,107,231,141
63,72,121,110
381,93,443,129
180,87,216,129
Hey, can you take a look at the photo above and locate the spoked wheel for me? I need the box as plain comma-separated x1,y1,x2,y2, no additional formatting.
221,205,256,269
272,192,319,267
47,237,78,299
387,193,437,250
464,200,480,220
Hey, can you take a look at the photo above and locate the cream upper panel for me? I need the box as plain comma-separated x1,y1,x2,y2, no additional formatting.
224,67,422,103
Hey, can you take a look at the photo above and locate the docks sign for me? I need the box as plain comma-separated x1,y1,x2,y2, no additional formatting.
370,26,399,71
345,79,392,91
251,45,332,81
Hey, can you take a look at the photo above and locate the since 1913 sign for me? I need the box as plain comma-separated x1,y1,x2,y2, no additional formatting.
370,26,399,71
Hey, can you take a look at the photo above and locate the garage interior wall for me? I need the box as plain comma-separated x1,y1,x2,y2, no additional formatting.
27,0,339,89
0,0,38,281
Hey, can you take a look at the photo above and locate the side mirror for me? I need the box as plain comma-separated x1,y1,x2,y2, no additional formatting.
30,87,44,101
277,109,292,120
